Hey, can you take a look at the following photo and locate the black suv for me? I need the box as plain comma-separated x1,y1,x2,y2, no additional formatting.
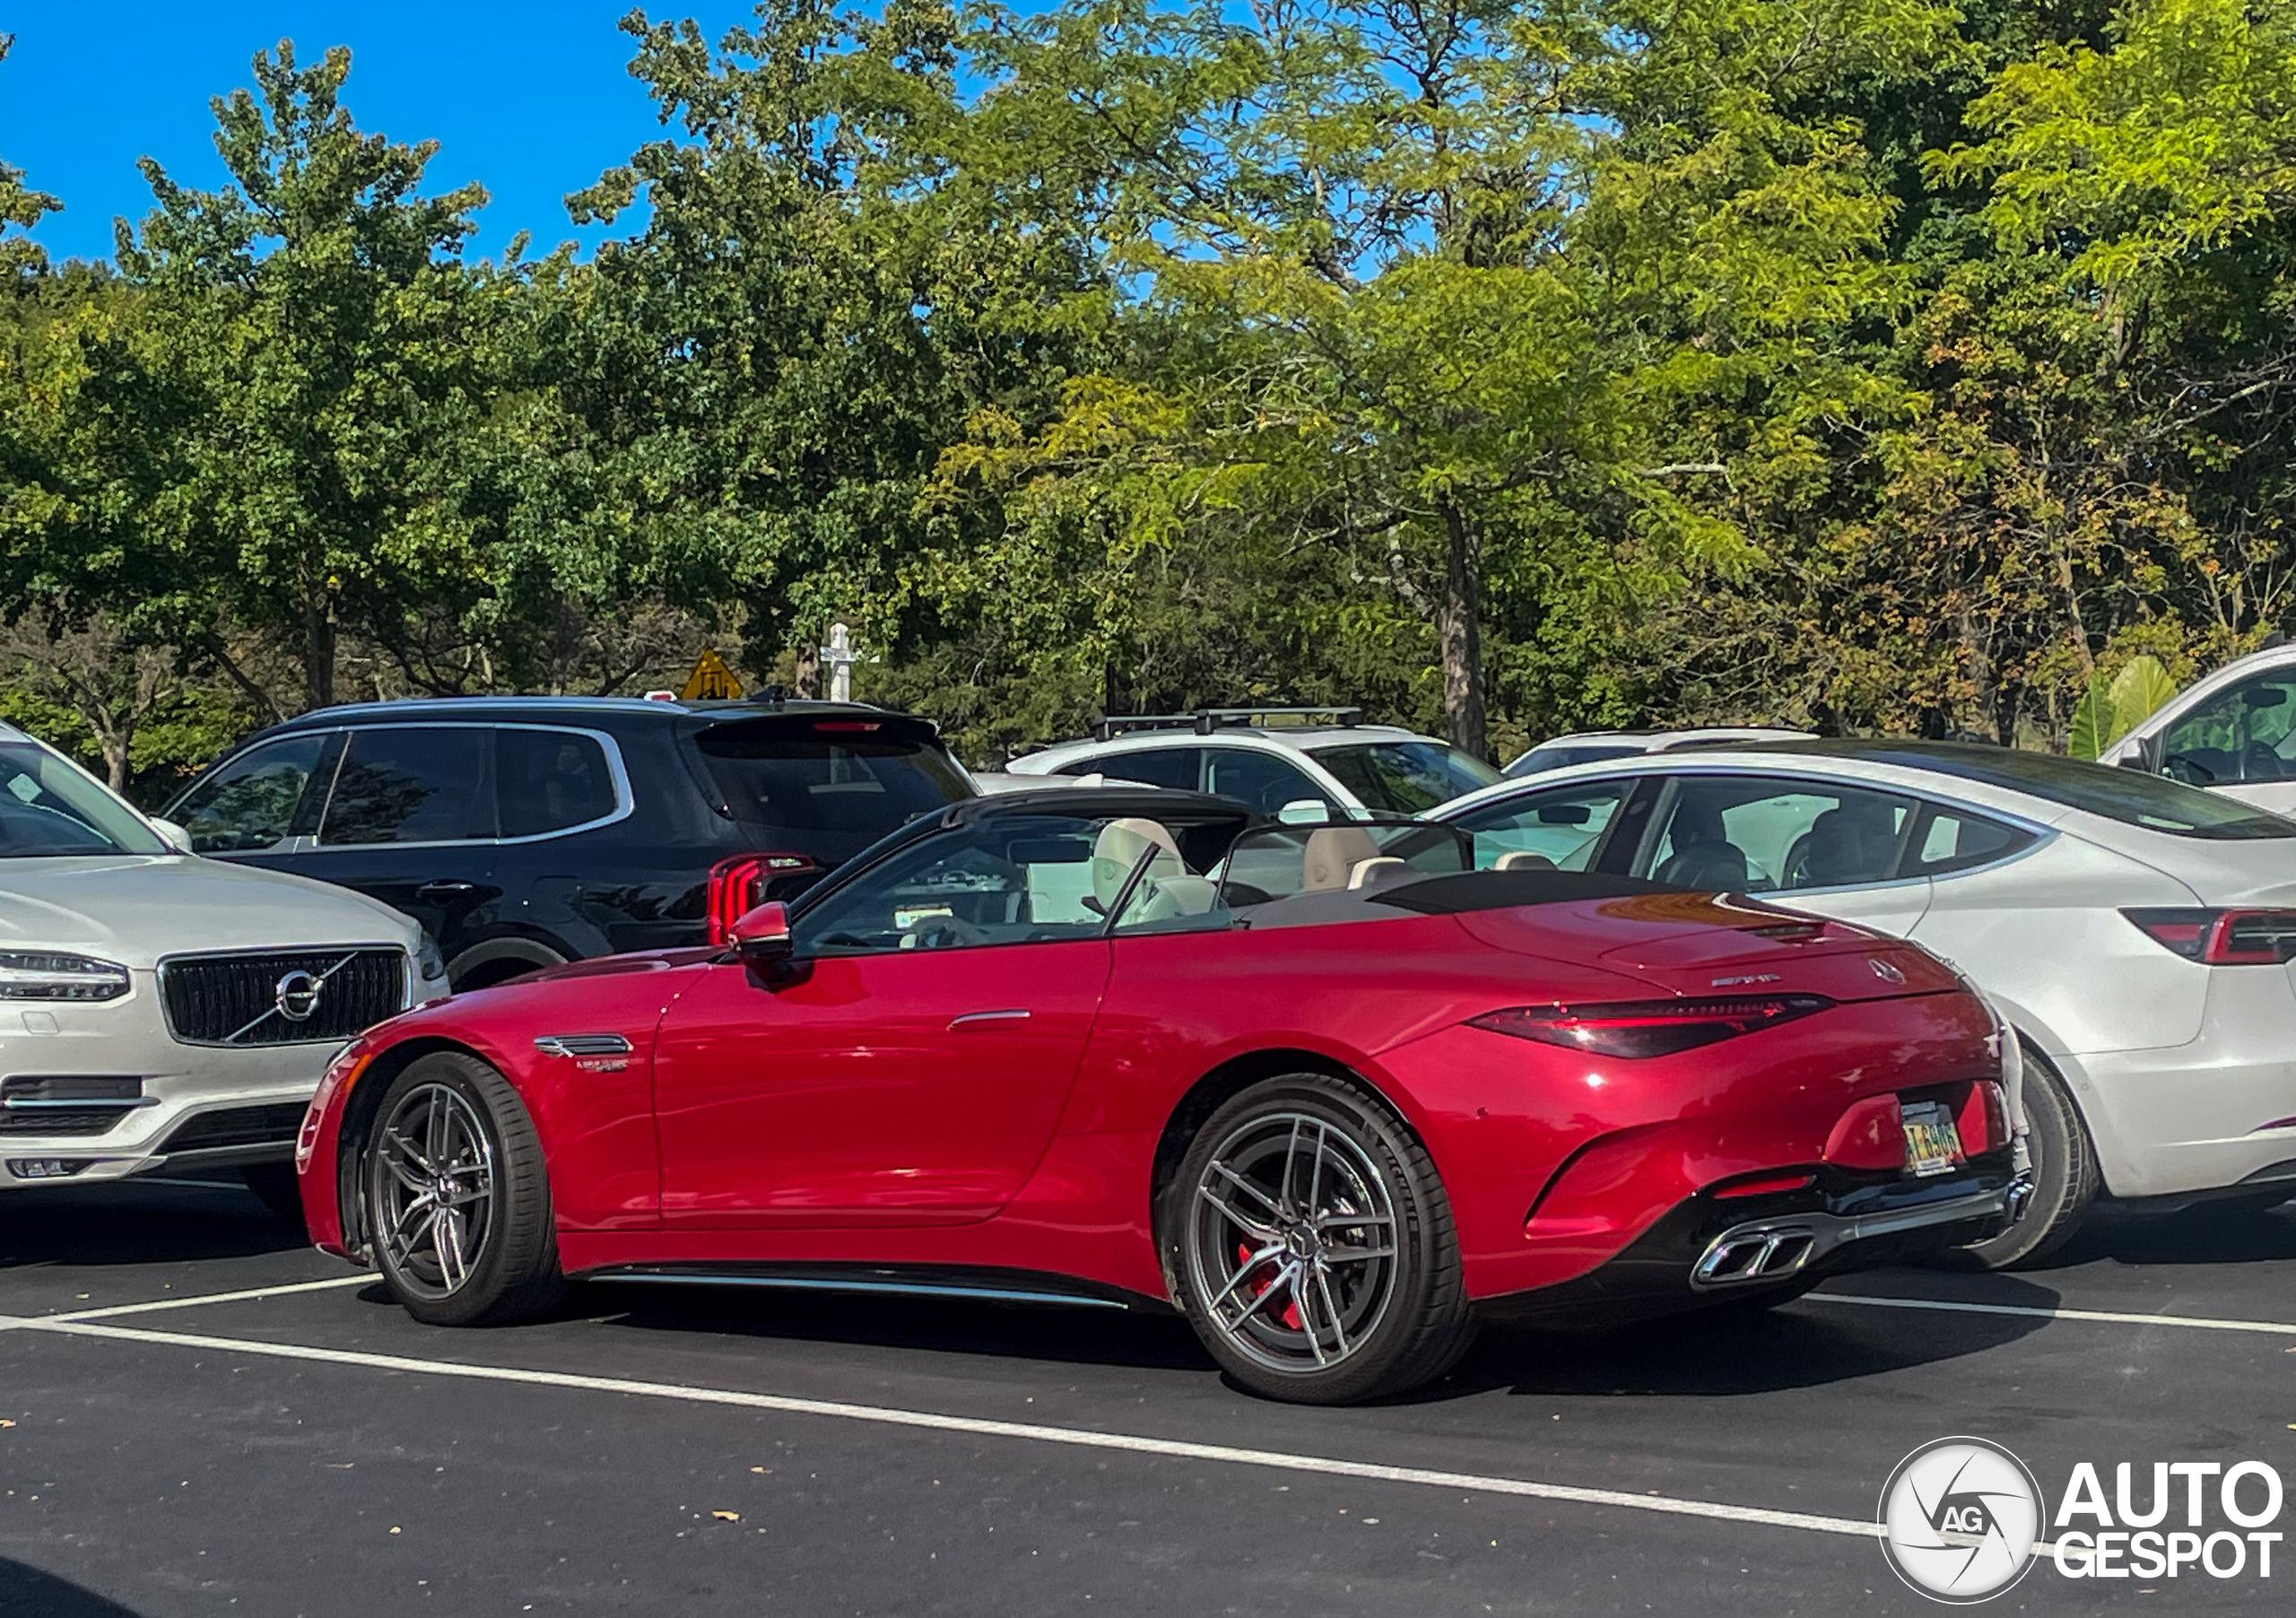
161,698,977,987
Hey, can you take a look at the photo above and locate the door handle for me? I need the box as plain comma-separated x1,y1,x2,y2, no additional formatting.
416,880,478,900
948,1009,1031,1031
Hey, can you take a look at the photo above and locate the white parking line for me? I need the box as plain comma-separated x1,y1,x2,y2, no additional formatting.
26,1314,1892,1545
1805,1291,2296,1336
0,1274,370,1330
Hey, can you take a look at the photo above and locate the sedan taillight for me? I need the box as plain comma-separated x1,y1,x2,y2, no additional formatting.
2123,908,2296,965
1468,996,1834,1059
706,853,817,947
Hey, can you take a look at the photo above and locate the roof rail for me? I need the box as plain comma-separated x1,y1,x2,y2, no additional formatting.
1089,706,1365,743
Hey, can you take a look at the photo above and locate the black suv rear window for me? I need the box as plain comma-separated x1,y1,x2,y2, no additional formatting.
691,715,973,854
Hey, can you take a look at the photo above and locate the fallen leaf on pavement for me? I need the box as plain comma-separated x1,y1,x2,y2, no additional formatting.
712,1510,740,1523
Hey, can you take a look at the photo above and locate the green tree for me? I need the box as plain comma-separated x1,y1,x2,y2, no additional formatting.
0,35,60,280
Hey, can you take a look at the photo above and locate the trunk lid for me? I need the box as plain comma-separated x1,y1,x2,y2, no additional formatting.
1457,891,1961,1002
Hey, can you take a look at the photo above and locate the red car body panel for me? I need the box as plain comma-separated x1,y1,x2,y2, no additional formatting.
300,892,2003,1309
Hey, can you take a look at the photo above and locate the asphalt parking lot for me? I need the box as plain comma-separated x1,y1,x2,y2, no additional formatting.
0,1178,2289,1616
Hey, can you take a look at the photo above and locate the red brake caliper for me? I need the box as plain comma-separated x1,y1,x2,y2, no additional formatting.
1236,1242,1303,1329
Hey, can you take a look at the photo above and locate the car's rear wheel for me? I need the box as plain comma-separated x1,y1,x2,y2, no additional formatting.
1957,1046,2097,1270
367,1053,563,1327
1166,1074,1475,1404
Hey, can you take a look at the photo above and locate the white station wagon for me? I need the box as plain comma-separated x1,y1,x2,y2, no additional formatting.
0,723,442,1210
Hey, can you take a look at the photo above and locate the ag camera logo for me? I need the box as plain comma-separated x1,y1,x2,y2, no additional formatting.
1878,1437,2043,1604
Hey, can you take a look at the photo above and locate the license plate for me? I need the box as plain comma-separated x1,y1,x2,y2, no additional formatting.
1901,1101,1965,1177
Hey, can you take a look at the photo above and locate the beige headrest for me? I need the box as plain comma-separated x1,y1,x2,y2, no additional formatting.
1093,817,1183,909
1301,825,1381,892
1493,850,1557,871
1347,856,1412,890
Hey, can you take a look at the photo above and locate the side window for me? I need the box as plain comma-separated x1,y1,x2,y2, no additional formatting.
1203,748,1327,813
319,728,491,847
1645,777,1917,892
2159,673,2296,786
1447,781,1632,872
796,813,1206,953
171,734,332,853
1905,804,2038,876
1073,748,1200,791
497,729,619,838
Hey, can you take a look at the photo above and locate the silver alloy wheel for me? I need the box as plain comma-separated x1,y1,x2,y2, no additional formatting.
375,1081,496,1300
1184,1110,1399,1375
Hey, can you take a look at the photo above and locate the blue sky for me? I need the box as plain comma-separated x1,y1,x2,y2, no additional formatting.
0,3,762,265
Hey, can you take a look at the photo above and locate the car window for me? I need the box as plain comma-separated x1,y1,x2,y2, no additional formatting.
2158,671,2296,787
171,733,330,853
1070,747,1200,791
796,813,1229,953
0,742,167,857
496,728,619,838
1644,777,1918,892
1445,781,1633,871
1309,741,1501,810
1906,804,2039,877
319,727,491,846
1204,748,1328,813
1216,821,1473,905
691,715,973,862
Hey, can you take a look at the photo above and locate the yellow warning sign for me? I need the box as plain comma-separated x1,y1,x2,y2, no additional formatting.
678,648,745,701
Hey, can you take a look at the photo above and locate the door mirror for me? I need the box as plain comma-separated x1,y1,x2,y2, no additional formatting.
148,817,195,854
727,900,794,968
1276,797,1331,824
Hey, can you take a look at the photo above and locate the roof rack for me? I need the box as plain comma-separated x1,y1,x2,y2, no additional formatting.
1090,706,1365,743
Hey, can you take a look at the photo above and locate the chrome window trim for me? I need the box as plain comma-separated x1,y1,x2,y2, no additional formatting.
1618,766,2063,899
298,721,636,853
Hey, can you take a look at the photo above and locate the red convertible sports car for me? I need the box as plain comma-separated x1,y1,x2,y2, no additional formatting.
298,787,2020,1404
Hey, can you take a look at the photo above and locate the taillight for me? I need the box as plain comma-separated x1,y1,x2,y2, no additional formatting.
2123,908,2296,965
706,853,816,947
1467,995,1833,1059
1957,1079,2008,1155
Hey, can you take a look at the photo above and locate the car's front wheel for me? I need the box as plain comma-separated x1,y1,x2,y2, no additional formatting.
366,1053,563,1327
1165,1074,1476,1404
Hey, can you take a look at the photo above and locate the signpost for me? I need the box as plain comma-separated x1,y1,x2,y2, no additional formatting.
678,648,745,701
819,622,860,704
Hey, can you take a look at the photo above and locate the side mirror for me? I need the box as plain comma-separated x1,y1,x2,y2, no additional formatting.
149,817,195,855
1276,798,1331,824
727,900,794,969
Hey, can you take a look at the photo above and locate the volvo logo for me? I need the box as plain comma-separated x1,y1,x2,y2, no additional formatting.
1870,957,1909,986
274,970,325,1023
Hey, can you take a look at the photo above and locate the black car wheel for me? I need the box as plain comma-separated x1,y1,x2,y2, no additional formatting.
1166,1074,1475,1404
367,1052,564,1327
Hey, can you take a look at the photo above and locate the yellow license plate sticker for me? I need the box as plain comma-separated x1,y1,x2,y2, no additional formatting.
1901,1104,1964,1177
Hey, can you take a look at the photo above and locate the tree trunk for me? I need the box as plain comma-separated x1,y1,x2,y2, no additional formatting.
1435,500,1488,759
304,596,335,712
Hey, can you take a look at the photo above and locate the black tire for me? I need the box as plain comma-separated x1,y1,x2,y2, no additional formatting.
365,1052,564,1327
241,1161,307,1228
1162,1074,1476,1404
1957,1046,2099,1270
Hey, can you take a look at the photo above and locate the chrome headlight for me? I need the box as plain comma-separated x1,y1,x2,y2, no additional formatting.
0,953,130,1001
414,935,448,985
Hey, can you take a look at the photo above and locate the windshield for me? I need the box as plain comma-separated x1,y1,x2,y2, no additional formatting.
1796,743,2296,839
1218,820,1474,906
1505,744,1641,778
0,742,168,857
1309,742,1500,813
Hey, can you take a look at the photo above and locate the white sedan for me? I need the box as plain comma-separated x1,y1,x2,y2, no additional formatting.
1427,739,2296,1265
0,723,443,1211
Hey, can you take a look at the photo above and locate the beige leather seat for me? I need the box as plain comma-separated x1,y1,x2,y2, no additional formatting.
1346,855,1413,890
1300,825,1381,892
1092,817,1185,915
1494,850,1557,871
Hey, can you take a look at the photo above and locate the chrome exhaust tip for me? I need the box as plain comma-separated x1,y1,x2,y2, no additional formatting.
1692,1226,1817,1287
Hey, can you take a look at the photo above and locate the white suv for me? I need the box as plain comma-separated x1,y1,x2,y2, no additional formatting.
2100,642,2296,814
1005,708,1501,815
1505,726,1816,779
0,724,442,1209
